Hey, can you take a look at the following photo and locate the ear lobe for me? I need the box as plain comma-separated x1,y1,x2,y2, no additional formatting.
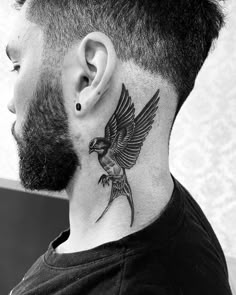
76,32,117,116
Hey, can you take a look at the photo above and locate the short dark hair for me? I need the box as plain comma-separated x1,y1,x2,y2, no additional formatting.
15,0,225,111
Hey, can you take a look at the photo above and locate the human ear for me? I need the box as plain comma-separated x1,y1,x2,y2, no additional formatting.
75,32,117,116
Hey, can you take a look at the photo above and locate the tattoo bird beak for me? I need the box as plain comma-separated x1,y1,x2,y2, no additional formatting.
89,147,94,154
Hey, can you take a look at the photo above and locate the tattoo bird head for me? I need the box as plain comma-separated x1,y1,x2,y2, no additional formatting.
89,138,111,155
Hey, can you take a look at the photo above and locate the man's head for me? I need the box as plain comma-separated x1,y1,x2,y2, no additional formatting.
14,0,225,109
7,0,225,192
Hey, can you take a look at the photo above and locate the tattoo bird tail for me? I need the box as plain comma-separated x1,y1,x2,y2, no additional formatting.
95,171,134,227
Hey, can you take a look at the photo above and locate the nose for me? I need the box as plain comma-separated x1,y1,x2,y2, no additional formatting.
7,99,16,114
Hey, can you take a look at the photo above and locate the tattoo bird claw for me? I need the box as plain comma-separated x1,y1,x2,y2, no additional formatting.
98,174,110,187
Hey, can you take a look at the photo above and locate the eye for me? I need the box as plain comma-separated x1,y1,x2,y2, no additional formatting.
10,64,20,73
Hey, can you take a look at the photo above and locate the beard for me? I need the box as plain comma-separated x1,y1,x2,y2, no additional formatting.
11,71,80,192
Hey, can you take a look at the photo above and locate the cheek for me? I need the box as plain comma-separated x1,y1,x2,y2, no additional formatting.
13,64,39,127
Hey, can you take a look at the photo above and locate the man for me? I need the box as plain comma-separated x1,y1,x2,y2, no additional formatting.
6,0,232,294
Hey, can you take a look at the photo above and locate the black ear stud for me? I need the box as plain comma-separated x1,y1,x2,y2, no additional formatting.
76,103,82,111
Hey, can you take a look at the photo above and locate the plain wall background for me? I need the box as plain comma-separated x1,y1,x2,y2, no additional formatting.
0,0,235,261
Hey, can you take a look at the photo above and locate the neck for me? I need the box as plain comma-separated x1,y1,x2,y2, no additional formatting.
59,155,173,254
57,63,177,253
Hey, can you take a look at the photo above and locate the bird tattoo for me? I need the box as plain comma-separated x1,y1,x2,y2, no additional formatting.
89,84,160,227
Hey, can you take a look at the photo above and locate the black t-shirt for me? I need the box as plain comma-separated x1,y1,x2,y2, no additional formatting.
10,177,232,295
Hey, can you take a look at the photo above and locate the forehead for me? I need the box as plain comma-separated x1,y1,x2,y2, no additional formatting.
8,5,43,55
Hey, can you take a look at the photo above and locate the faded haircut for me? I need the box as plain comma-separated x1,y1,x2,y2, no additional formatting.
15,0,225,112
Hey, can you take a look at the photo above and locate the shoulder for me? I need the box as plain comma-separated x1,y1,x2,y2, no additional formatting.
168,178,232,294
170,201,230,294
119,249,175,295
173,177,226,268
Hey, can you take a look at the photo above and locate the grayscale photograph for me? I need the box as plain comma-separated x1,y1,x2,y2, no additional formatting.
0,0,235,294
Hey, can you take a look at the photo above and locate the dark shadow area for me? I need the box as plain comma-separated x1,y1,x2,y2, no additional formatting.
0,187,69,294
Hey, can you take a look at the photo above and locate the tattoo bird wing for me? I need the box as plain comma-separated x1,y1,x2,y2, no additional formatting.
104,84,135,152
113,89,160,169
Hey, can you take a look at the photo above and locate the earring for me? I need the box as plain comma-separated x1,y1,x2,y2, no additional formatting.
76,103,82,111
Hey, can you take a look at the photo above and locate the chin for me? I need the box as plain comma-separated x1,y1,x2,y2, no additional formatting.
19,162,78,192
